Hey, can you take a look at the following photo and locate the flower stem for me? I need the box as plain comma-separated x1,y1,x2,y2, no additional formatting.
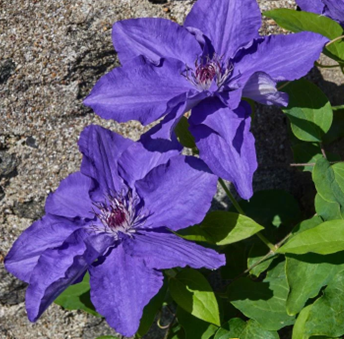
256,233,276,252
315,61,340,69
332,104,344,111
218,178,245,214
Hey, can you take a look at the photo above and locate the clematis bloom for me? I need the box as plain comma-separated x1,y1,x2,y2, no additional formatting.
84,0,328,200
5,125,225,337
296,0,344,26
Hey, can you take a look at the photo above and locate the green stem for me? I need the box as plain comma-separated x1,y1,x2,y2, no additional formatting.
256,233,276,252
332,104,344,111
315,61,340,69
218,178,245,214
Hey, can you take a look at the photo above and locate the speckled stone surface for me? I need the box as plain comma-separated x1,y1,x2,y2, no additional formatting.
1,0,343,338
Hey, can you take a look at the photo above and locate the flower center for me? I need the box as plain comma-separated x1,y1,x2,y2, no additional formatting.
91,190,147,239
183,55,233,91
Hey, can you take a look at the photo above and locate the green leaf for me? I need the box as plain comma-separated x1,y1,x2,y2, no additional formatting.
292,216,323,235
286,252,344,315
281,79,333,142
169,268,220,326
313,158,344,220
178,211,264,245
238,190,301,228
323,109,344,144
136,280,168,337
214,318,279,339
292,270,344,338
247,242,275,277
174,116,196,149
263,9,344,62
228,261,295,330
177,307,218,339
292,142,340,172
199,211,264,245
278,220,344,255
54,273,100,317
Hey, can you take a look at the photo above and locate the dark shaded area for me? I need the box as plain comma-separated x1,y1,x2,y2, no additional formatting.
13,198,45,219
0,59,15,84
0,151,18,179
0,268,27,305
148,0,168,3
25,136,38,148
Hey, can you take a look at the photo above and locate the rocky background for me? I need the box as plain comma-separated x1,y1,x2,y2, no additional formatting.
1,0,343,338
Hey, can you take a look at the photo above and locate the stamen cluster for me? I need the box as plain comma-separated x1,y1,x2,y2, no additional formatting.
184,55,234,90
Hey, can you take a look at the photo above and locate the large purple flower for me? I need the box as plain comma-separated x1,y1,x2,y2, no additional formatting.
296,0,344,25
84,0,328,200
4,125,224,337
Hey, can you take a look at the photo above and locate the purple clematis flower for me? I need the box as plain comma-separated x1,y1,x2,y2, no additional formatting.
84,0,328,200
5,125,225,337
296,0,344,26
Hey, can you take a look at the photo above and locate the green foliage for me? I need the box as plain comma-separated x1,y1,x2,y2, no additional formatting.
174,116,196,149
178,211,264,245
214,318,279,339
286,252,344,315
292,271,344,338
169,268,220,326
228,261,295,330
279,220,344,254
281,79,333,142
313,158,344,220
54,273,101,317
263,9,344,62
176,307,218,339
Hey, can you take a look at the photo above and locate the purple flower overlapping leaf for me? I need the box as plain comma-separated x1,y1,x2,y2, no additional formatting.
5,125,225,337
84,0,328,199
296,0,344,26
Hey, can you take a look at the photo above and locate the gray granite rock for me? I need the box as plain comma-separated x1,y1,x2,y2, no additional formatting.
1,0,343,338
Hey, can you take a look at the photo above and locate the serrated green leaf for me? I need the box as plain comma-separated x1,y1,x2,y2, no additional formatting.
54,273,100,317
228,261,295,331
177,307,218,339
169,268,220,326
278,220,344,254
174,116,196,149
136,280,168,337
286,252,344,315
281,79,333,142
293,270,344,338
215,318,279,339
239,190,301,228
263,9,344,62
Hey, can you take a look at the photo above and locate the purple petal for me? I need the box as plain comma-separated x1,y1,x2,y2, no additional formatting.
78,125,132,199
84,56,195,125
25,229,113,322
112,18,202,65
5,216,83,283
118,141,181,187
135,156,217,231
323,0,344,23
235,32,328,82
124,229,225,270
89,243,163,337
45,172,94,219
189,99,257,200
296,0,325,14
242,72,289,106
184,0,261,59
